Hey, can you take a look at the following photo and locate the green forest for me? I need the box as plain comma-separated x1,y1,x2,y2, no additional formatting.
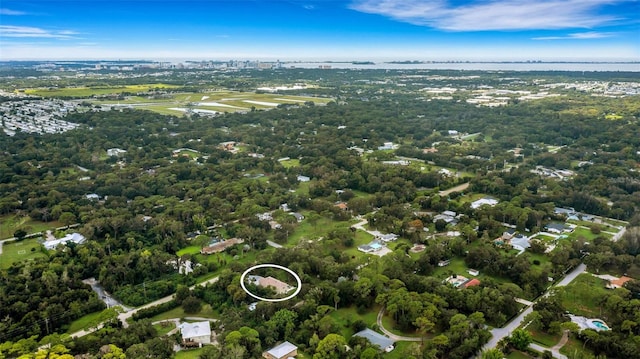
0,67,639,359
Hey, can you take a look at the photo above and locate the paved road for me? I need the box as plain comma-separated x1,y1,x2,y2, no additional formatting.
266,240,283,248
0,238,11,255
376,308,422,342
117,276,220,328
83,278,131,311
481,263,587,352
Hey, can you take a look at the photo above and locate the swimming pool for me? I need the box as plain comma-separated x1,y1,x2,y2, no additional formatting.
590,320,610,330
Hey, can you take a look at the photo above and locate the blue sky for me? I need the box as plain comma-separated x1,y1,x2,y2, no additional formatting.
1,0,638,61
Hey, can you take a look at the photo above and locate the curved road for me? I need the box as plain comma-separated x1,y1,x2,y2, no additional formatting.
376,308,422,342
117,276,220,327
481,263,586,357
67,275,220,339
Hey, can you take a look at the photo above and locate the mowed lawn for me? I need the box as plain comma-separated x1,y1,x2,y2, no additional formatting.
92,90,332,116
0,237,48,269
147,304,219,323
557,274,609,317
0,215,63,239
329,305,381,339
24,84,181,97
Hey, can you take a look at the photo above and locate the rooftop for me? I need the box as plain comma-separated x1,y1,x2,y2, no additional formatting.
353,328,394,351
265,341,298,358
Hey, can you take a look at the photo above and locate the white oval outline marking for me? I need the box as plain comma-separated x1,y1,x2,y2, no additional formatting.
240,264,302,302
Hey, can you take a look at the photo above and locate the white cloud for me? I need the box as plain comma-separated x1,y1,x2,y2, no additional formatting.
0,25,78,39
533,31,616,40
349,0,627,31
0,8,28,15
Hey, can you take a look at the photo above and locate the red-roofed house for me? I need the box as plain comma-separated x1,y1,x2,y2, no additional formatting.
463,279,481,288
607,276,633,289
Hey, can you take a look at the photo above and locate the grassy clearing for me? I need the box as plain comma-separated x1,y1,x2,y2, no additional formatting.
0,215,62,239
279,159,300,168
432,258,469,280
285,215,354,246
531,234,556,242
177,246,201,256
558,274,608,317
66,311,104,333
381,314,421,338
566,227,609,241
329,305,381,338
384,341,418,359
0,237,48,269
174,348,204,359
527,328,560,347
92,90,331,116
153,321,176,336
559,337,594,357
506,350,534,359
25,84,180,97
343,231,376,258
148,304,219,322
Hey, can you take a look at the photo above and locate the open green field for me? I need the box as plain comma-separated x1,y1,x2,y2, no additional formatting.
148,304,219,323
432,258,469,280
92,90,332,116
506,350,534,359
560,338,594,357
174,348,204,359
383,342,417,359
558,274,608,317
66,311,105,333
0,237,48,269
279,159,300,168
177,246,201,256
531,234,556,242
23,84,181,97
566,227,610,241
173,149,200,159
329,305,381,339
527,328,561,347
285,214,357,246
0,215,63,239
153,321,176,336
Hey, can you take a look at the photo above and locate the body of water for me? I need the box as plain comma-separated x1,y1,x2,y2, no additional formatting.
286,62,640,72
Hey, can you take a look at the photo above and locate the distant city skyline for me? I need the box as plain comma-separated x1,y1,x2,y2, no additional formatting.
1,0,638,61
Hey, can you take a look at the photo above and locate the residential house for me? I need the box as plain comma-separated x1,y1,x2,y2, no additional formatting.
376,233,398,242
257,212,273,221
43,233,86,250
463,278,481,288
262,341,298,359
180,321,211,345
334,202,349,211
546,223,572,234
468,269,480,276
444,275,480,289
296,175,310,182
471,197,499,209
377,142,397,150
606,276,633,289
200,238,243,255
438,259,451,267
353,329,395,352
290,212,304,222
248,276,294,295
106,148,127,157
358,240,384,253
